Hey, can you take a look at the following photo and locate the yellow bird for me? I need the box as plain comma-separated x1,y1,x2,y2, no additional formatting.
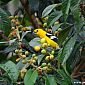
33,29,60,49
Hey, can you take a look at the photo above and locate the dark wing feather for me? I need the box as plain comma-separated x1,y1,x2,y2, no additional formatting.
46,33,58,42
46,33,52,37
51,36,58,42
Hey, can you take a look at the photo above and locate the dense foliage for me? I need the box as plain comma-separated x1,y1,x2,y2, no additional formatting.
0,0,85,85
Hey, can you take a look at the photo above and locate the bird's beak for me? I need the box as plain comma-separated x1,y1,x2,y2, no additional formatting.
32,32,36,36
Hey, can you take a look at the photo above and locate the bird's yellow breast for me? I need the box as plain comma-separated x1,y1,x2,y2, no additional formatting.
44,36,59,49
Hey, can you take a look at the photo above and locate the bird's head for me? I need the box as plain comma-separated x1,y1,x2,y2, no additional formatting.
33,29,46,38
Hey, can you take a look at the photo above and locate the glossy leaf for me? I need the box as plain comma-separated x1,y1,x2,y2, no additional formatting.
37,54,45,65
58,35,76,65
3,41,18,53
58,27,71,46
52,24,61,33
24,69,38,85
70,0,81,9
45,76,57,85
0,61,19,82
0,0,12,5
71,8,83,33
57,69,71,85
0,8,11,36
0,76,12,85
62,0,71,21
29,37,41,47
42,4,57,18
49,12,62,27
66,43,81,73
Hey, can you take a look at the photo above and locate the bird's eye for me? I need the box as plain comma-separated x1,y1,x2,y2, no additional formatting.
36,30,38,32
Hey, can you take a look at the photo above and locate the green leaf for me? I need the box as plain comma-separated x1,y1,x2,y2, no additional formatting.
49,12,62,27
0,0,12,5
0,8,11,36
17,59,26,70
3,41,18,53
62,0,71,21
66,43,81,73
29,37,41,47
24,69,38,85
42,4,57,18
21,31,31,40
58,27,71,46
58,35,76,65
79,29,85,42
45,76,57,85
47,11,60,26
52,24,61,33
56,78,68,85
70,0,81,9
0,76,12,85
0,39,16,44
37,54,45,65
57,69,71,85
70,0,82,33
0,41,8,44
17,57,30,70
72,8,83,33
0,61,19,82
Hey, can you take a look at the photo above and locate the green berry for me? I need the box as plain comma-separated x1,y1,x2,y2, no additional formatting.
15,49,19,54
45,56,50,61
54,21,59,25
51,50,55,55
25,51,29,55
50,55,54,60
32,54,36,57
40,38,46,44
58,28,62,31
41,63,46,67
41,49,46,54
43,23,47,27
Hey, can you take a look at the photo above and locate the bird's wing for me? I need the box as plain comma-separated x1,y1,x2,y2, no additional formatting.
46,33,58,42
46,33,52,37
50,36,58,42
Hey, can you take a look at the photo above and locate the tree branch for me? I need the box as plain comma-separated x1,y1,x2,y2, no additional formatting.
20,0,38,29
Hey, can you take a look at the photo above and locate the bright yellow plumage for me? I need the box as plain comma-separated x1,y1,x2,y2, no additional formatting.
33,29,59,49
